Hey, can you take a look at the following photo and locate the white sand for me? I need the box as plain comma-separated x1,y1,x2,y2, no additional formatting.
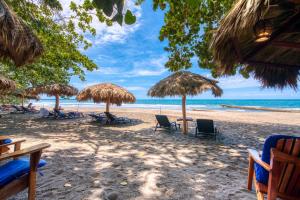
1,107,300,200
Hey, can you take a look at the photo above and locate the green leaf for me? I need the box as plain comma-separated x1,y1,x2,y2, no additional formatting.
42,0,63,10
93,0,114,16
1,0,98,88
70,1,77,10
112,14,123,26
124,10,136,25
150,0,236,75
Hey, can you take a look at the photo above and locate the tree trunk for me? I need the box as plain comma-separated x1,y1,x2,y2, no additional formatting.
182,95,187,134
106,98,110,113
55,94,60,110
22,96,24,107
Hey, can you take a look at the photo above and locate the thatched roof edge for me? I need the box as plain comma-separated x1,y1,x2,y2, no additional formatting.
76,83,136,105
0,0,43,66
147,71,223,98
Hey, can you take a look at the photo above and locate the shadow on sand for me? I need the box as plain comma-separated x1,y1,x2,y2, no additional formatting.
1,113,299,200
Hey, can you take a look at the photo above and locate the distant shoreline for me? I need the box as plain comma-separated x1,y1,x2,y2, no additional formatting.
220,104,300,113
30,99,300,112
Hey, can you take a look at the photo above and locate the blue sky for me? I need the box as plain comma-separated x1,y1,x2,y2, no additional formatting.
69,0,299,99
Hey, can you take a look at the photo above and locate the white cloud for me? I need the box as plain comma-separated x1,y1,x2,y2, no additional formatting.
217,75,261,89
95,54,118,64
59,0,142,45
88,55,168,77
71,81,100,90
125,86,146,91
117,79,126,83
94,67,121,75
126,55,168,77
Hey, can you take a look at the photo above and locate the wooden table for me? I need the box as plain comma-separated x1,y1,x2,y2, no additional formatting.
177,117,193,131
177,117,193,122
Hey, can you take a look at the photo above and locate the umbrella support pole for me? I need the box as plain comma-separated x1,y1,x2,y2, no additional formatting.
106,99,110,113
182,95,187,134
55,94,60,110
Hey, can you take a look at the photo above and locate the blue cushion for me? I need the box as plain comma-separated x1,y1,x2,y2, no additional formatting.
2,139,12,144
0,157,46,186
255,135,300,185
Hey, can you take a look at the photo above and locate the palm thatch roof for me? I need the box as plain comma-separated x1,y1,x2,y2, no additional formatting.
13,89,40,100
28,84,78,97
148,71,223,97
0,0,43,66
210,0,300,88
77,83,136,105
0,75,15,92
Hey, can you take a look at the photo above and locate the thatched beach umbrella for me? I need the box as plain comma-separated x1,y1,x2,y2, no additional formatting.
77,83,136,112
13,89,40,106
29,84,78,109
0,0,43,66
210,0,300,89
148,71,222,134
0,75,15,92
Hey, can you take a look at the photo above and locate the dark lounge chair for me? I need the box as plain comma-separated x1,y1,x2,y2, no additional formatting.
11,105,25,114
54,109,83,119
104,112,131,124
154,115,180,132
0,143,50,200
21,106,39,114
89,113,106,123
53,109,72,119
195,119,218,139
247,135,300,200
21,106,31,112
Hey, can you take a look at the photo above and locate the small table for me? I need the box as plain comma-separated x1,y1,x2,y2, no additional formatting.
177,117,193,131
177,117,193,122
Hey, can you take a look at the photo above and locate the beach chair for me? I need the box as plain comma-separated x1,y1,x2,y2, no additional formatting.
21,106,39,114
53,109,73,119
0,143,50,200
21,106,35,113
39,108,54,118
154,115,180,132
104,112,130,124
27,103,38,112
195,119,218,139
1,106,13,116
0,136,25,155
68,111,84,118
11,105,25,114
54,109,83,119
0,136,13,155
247,135,300,200
89,113,106,123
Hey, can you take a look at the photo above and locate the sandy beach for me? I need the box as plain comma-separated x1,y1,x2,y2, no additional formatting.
1,108,300,200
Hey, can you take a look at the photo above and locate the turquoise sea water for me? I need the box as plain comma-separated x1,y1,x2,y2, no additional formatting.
32,99,300,111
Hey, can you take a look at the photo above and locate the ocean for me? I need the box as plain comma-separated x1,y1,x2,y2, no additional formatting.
31,99,300,112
